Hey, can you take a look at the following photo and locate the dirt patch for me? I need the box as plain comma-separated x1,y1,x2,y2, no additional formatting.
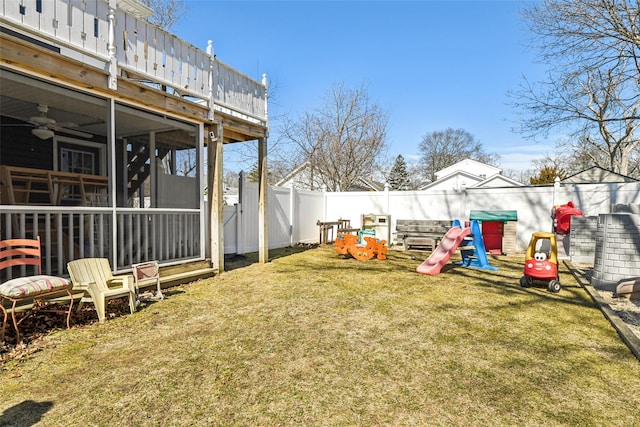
566,262,640,358
582,266,640,340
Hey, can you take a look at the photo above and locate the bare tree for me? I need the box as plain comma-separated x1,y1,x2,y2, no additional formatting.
514,0,640,176
417,128,499,182
281,83,389,191
140,0,187,32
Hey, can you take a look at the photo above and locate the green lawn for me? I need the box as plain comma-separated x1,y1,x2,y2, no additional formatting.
1,245,639,426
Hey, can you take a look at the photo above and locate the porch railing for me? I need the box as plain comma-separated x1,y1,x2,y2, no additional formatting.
116,209,201,269
0,0,267,122
1,206,201,277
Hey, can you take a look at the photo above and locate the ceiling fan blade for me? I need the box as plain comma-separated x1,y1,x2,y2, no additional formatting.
49,124,93,138
55,127,93,138
29,116,56,126
56,121,80,128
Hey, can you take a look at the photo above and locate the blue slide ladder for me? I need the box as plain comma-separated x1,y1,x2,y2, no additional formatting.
456,220,498,271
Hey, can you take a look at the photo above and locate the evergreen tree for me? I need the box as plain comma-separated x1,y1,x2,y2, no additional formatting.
387,155,412,190
247,162,277,184
530,165,566,185
247,163,260,183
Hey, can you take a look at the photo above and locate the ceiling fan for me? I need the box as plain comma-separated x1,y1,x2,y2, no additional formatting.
29,104,93,139
4,104,94,140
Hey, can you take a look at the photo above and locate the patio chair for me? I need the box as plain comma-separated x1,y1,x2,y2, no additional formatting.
67,258,137,323
131,261,164,303
0,237,74,343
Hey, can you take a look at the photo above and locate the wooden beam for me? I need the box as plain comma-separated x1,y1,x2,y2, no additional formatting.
258,136,269,264
215,112,268,142
0,32,107,90
1,32,211,124
220,128,255,144
209,123,225,273
111,79,210,123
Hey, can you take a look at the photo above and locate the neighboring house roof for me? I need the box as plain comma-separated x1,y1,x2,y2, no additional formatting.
435,159,502,181
278,158,523,192
276,161,325,190
420,159,522,190
470,173,525,188
276,162,309,187
349,178,386,192
276,162,385,191
420,170,483,191
561,166,638,184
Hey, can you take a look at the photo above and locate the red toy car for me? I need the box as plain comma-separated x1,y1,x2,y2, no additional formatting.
520,232,561,293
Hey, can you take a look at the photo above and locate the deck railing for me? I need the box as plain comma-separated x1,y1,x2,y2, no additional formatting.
116,209,201,269
0,0,266,122
1,206,201,277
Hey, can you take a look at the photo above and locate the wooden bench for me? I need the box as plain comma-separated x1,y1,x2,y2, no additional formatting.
394,219,453,251
0,165,108,206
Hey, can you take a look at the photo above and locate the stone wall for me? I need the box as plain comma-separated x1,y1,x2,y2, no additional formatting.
592,213,640,291
569,216,598,264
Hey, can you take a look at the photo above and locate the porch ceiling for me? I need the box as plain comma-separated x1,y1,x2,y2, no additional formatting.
0,69,196,147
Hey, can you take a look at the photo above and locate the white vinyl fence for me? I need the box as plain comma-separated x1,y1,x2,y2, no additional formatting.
222,178,323,255
222,178,640,255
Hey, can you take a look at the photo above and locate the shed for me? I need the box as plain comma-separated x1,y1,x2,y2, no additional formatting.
469,210,518,256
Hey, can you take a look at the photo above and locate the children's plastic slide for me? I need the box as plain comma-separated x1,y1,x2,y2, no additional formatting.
455,220,498,271
416,225,471,275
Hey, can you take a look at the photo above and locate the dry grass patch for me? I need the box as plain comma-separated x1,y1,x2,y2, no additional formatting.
1,245,640,426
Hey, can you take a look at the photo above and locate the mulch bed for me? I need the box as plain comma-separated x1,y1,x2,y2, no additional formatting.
1,299,133,363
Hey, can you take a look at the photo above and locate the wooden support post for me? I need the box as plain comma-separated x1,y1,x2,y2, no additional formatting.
258,136,269,264
209,123,224,272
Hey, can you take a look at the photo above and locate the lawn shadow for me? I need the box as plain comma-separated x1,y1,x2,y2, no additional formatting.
438,256,597,311
0,400,53,426
224,244,319,271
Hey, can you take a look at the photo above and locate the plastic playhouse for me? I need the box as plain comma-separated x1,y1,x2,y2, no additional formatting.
520,231,561,292
552,201,583,235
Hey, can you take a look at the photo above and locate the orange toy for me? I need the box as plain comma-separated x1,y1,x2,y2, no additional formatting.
335,234,388,260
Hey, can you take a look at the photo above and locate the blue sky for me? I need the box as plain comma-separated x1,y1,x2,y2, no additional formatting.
174,0,551,174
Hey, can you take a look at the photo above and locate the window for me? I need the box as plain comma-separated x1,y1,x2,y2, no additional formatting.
61,147,95,175
58,145,100,205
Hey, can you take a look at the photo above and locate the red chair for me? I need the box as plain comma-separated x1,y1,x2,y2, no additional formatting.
0,237,74,343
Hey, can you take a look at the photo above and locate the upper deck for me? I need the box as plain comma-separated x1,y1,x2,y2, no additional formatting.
0,0,267,136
